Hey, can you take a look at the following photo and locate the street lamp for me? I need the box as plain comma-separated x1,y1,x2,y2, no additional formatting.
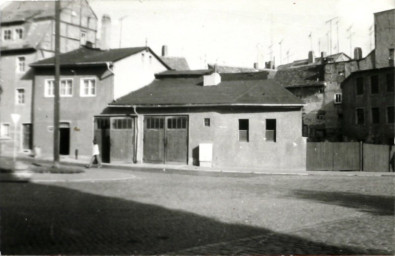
10,113,20,168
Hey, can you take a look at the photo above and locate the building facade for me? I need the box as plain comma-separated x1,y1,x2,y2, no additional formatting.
0,0,99,154
30,46,170,158
341,67,394,144
99,71,306,172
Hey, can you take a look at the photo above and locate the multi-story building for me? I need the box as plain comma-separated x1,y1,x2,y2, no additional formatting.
0,0,99,154
340,9,394,144
30,45,170,159
341,67,394,144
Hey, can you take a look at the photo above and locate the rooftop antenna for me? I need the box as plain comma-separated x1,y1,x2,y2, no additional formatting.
347,25,354,56
369,25,374,51
278,39,283,65
308,32,313,51
336,18,340,53
325,17,337,55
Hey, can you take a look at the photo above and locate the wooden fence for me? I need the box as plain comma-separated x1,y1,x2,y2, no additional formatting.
307,142,394,172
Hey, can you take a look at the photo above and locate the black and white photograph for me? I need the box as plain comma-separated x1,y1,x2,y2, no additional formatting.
0,0,394,254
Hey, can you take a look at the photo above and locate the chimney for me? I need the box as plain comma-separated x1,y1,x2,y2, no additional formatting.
253,62,259,69
85,41,93,48
320,52,327,64
203,71,221,86
162,45,168,57
100,14,111,50
354,47,363,60
308,51,315,64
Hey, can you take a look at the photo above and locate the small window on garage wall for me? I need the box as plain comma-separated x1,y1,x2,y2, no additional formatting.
112,119,133,129
96,118,110,129
204,118,210,127
146,117,164,129
238,119,249,142
266,119,276,142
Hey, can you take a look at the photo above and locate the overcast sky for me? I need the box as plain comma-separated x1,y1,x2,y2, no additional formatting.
2,0,394,69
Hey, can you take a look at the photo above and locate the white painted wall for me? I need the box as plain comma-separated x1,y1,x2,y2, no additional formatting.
113,49,168,100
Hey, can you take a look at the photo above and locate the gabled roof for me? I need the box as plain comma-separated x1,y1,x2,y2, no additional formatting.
111,72,303,107
1,0,97,24
274,64,325,88
30,46,171,69
160,57,190,70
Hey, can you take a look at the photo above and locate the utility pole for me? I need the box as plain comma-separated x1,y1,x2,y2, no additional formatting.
325,17,337,55
347,25,353,57
53,0,60,167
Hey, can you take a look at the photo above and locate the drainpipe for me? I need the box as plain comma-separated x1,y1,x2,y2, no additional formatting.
132,105,139,163
106,62,114,74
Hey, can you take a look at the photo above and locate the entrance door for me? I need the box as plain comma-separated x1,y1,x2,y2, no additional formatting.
22,124,32,150
94,118,110,163
143,116,188,164
59,123,70,155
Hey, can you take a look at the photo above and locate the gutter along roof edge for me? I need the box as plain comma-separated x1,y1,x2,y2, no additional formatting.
108,103,305,108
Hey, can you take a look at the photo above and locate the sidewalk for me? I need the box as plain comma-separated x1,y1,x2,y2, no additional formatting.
1,154,394,183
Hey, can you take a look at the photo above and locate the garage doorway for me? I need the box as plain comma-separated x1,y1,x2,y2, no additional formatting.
143,116,188,164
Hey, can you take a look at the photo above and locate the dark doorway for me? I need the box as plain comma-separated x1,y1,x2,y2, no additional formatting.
22,124,32,150
59,123,70,155
94,118,110,163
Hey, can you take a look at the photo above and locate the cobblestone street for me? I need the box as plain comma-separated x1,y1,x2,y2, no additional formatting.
0,167,394,255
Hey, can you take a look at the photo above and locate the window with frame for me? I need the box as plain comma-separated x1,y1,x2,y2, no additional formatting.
356,77,364,95
3,29,12,40
0,123,10,138
204,118,210,127
387,73,394,92
15,28,23,39
356,108,365,125
265,119,276,142
371,108,380,124
370,75,379,94
17,56,26,73
16,88,25,105
112,119,133,129
96,118,110,129
45,79,55,97
334,93,342,104
387,106,394,124
167,117,187,129
81,78,96,96
60,79,73,96
80,31,87,45
238,119,249,142
146,117,164,129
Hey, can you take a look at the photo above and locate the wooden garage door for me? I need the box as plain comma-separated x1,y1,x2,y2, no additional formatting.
143,116,188,164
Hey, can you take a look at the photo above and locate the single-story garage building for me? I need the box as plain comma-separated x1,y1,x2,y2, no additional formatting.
97,70,307,172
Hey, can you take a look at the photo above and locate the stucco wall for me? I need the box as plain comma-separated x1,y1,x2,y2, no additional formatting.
33,67,114,157
375,9,395,69
0,51,39,152
342,68,394,144
134,107,306,172
113,50,168,100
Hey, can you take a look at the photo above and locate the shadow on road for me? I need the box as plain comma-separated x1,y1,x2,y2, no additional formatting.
291,190,395,216
0,182,390,255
